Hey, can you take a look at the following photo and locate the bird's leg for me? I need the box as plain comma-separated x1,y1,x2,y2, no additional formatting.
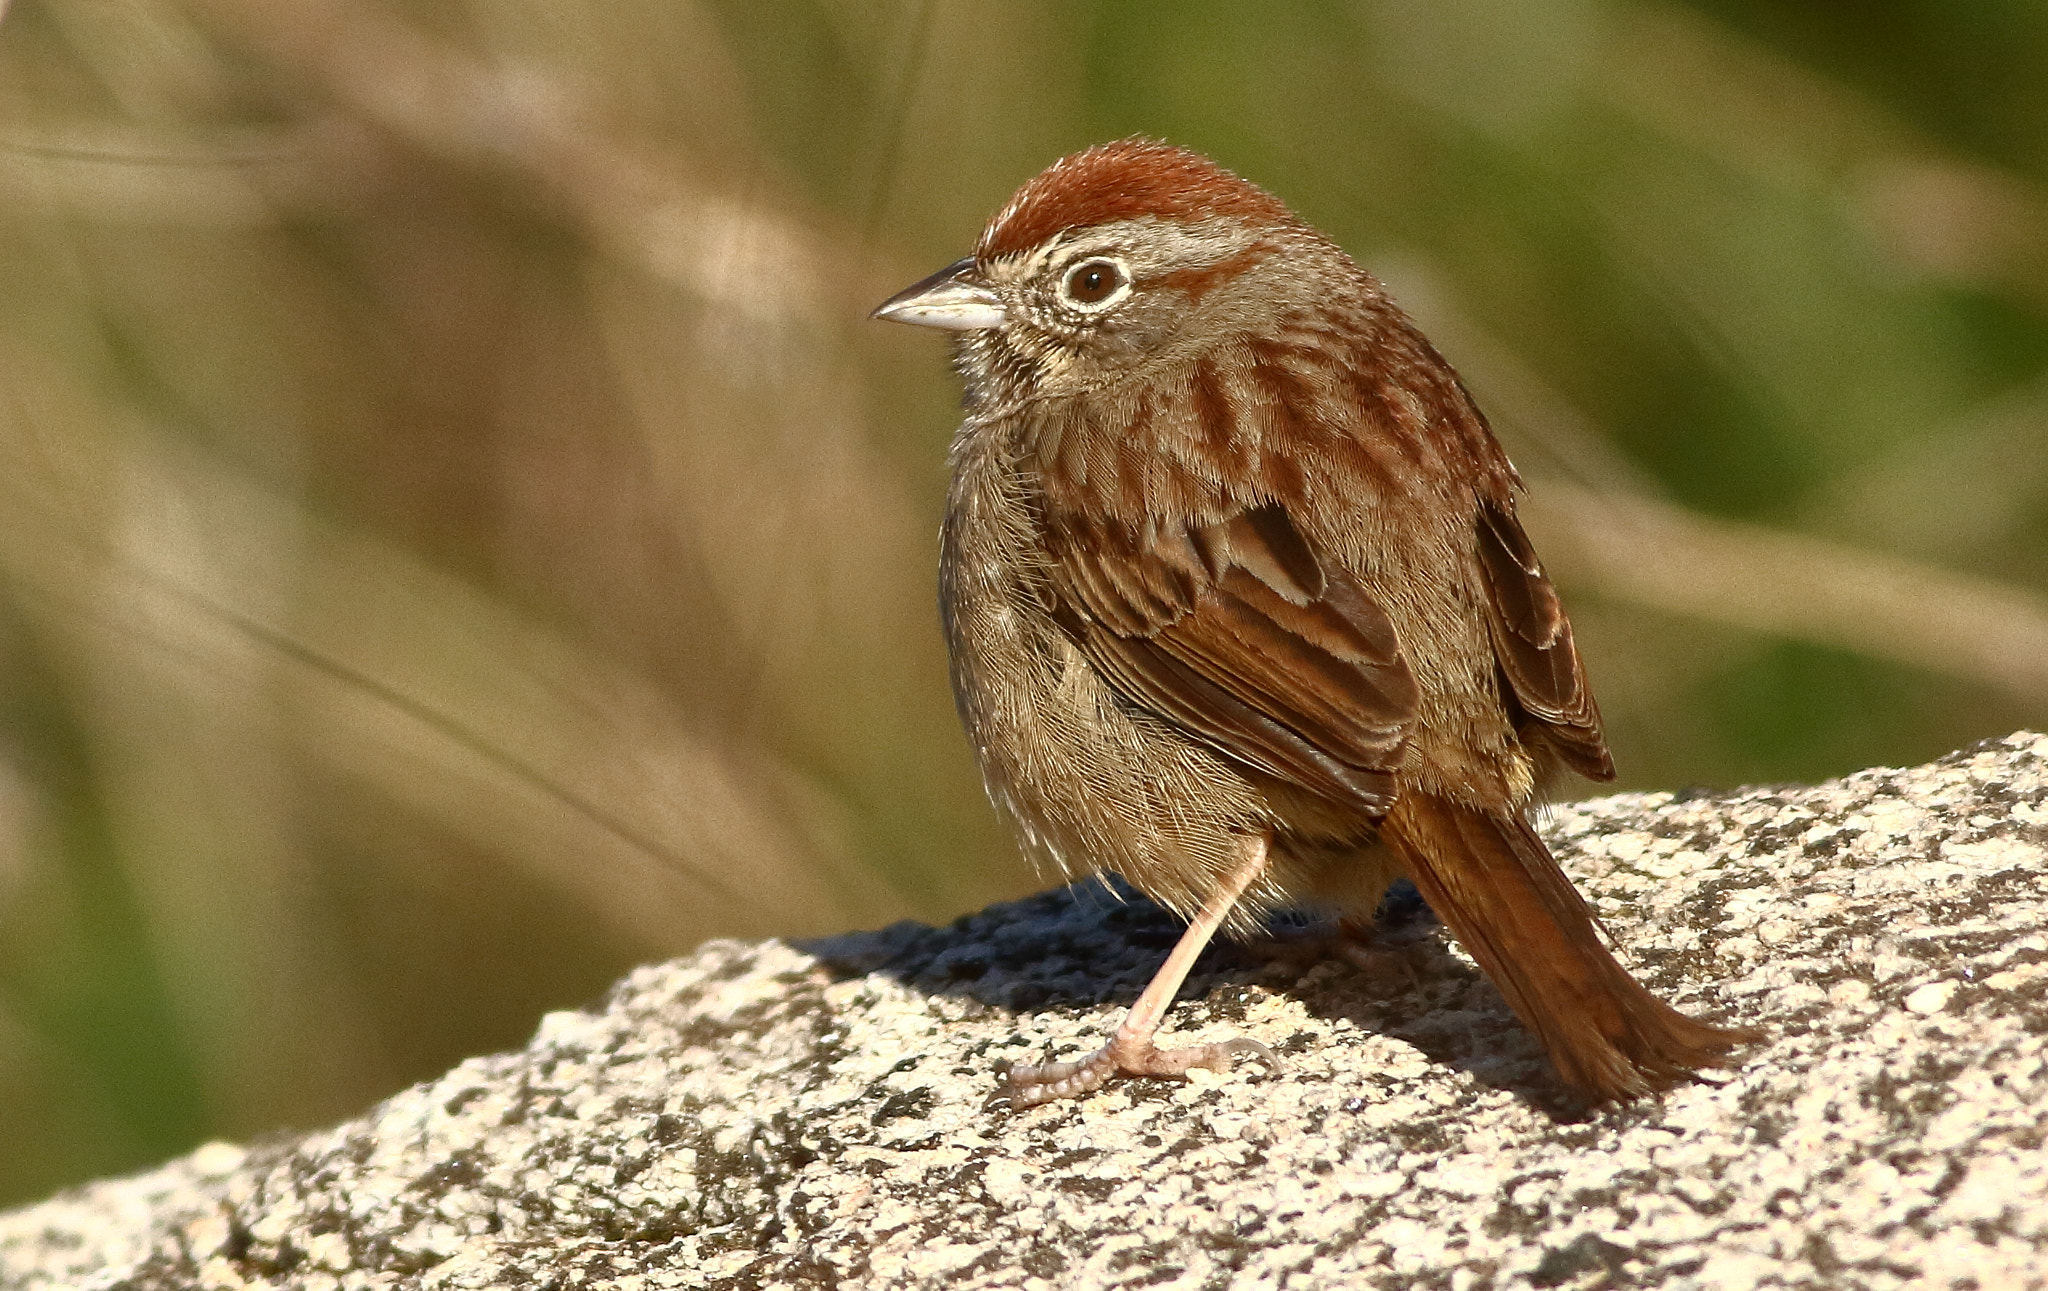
998,834,1281,1108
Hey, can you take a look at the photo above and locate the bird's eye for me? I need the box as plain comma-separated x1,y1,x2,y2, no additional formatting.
1059,257,1131,310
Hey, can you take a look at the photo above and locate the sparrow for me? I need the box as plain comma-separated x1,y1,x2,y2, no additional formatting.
874,139,1755,1107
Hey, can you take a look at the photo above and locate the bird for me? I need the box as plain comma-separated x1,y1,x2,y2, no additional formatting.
873,138,1756,1108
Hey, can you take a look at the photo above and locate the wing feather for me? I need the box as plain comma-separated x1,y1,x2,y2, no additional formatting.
1474,500,1613,781
1047,501,1415,815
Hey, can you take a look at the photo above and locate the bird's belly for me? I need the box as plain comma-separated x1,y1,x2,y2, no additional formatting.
944,523,1382,922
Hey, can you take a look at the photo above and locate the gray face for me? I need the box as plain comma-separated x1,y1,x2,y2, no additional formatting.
953,216,1300,412
874,209,1356,419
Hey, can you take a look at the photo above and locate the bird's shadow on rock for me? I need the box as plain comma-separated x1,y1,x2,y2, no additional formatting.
796,875,1597,1122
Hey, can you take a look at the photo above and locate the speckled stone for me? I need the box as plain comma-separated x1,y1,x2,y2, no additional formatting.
5,734,2046,1290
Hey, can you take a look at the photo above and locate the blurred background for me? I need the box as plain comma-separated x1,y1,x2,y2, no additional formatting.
2,0,2047,1205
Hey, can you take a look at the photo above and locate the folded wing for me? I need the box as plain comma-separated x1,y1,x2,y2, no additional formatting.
1473,500,1613,782
1046,502,1417,816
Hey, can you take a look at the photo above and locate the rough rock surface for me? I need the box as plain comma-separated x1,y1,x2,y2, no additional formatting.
5,734,2048,1291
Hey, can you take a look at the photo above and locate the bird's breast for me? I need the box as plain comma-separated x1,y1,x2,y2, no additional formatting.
938,417,1286,913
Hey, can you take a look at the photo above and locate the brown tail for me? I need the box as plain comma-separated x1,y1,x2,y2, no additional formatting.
1380,790,1758,1101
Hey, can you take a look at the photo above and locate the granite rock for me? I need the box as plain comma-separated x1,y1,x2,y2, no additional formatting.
4,733,2046,1290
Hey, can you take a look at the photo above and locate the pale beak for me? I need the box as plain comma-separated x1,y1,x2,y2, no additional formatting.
871,257,1007,331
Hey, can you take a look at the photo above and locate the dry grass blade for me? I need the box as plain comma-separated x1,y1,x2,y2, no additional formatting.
1526,480,2048,714
191,0,893,318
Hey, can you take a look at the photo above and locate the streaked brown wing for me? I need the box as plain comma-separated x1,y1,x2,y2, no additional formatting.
1047,503,1417,816
1474,500,1614,781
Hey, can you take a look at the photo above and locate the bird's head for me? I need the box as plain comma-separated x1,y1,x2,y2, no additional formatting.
874,140,1353,412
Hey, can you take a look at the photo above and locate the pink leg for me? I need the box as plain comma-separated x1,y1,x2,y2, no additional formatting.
999,834,1281,1108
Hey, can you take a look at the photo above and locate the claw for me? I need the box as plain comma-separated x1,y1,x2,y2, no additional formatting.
997,1032,1281,1109
990,834,1278,1110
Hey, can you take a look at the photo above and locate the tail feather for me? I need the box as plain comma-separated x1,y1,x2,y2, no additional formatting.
1381,791,1757,1101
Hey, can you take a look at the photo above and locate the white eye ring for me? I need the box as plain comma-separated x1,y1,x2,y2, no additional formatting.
1057,256,1132,312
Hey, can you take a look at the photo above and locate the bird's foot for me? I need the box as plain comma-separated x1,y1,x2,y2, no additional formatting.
995,1031,1279,1109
